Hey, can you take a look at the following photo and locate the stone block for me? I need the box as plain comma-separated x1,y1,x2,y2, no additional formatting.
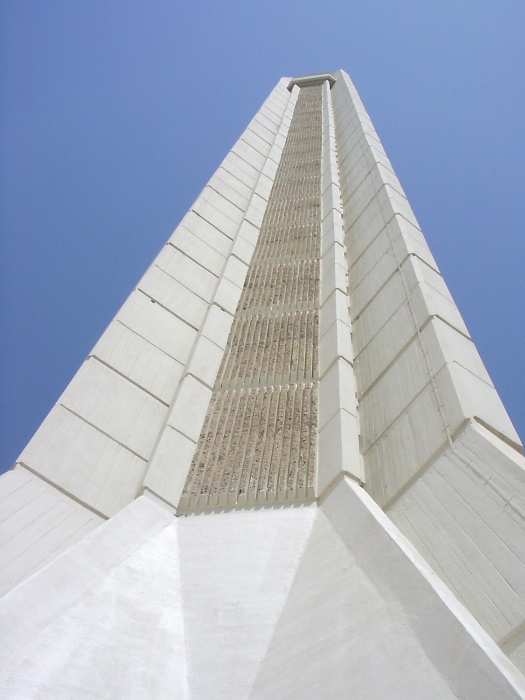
59,358,167,460
155,243,218,302
18,405,147,516
321,181,342,219
231,139,267,172
191,187,244,237
359,336,429,450
200,304,235,350
321,208,344,254
209,167,254,211
421,318,492,386
321,260,347,308
213,276,243,315
223,254,249,289
345,186,420,262
138,265,208,330
91,320,184,404
0,469,103,596
245,193,267,229
348,215,438,294
364,384,447,505
320,289,350,339
319,319,354,378
354,302,415,394
318,409,362,491
237,219,260,247
167,375,213,444
339,142,395,204
116,290,197,362
253,173,274,201
184,335,224,390
221,151,260,189
435,363,520,448
143,427,198,508
321,159,339,189
242,126,274,152
230,234,256,266
180,210,233,251
250,113,279,140
319,357,358,430
341,161,405,217
388,421,525,642
351,255,469,352
168,224,226,276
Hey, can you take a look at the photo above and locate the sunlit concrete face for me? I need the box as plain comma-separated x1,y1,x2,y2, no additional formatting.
0,71,525,697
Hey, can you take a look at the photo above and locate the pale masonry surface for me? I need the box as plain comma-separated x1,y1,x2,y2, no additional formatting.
0,71,524,699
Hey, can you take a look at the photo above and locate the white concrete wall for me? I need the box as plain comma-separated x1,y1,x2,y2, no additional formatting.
332,69,521,506
332,68,525,669
318,80,362,491
1,486,524,698
0,468,103,596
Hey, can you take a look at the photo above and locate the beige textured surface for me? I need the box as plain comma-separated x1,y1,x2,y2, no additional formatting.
181,86,322,509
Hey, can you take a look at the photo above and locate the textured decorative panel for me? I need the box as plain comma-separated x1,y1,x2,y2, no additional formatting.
180,86,322,509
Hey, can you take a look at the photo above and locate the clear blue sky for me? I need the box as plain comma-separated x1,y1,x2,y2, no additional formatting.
1,1,524,471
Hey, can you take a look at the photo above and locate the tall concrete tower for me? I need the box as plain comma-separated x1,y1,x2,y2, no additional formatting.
1,71,525,698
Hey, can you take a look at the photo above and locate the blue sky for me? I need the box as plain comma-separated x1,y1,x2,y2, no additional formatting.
1,1,524,471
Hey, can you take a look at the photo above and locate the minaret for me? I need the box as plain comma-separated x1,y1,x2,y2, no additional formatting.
1,71,524,698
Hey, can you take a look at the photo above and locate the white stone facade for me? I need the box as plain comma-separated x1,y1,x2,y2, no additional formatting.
0,70,524,697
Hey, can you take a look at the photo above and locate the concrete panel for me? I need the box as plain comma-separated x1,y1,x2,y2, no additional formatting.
436,362,520,448
348,217,439,294
167,375,212,444
155,243,218,302
184,335,225,390
116,289,197,362
18,405,147,516
252,505,460,700
0,497,184,700
319,357,357,431
168,224,226,276
200,303,236,351
364,385,447,505
59,358,167,460
322,472,525,699
91,320,184,404
138,264,208,330
208,167,254,211
191,187,244,240
319,318,354,378
0,468,103,596
180,209,234,251
389,421,525,643
178,506,316,699
142,426,197,509
318,409,362,490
